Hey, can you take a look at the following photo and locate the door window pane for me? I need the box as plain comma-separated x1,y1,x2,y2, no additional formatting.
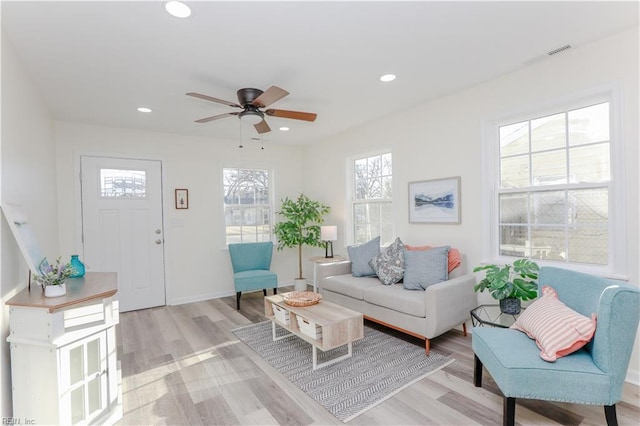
100,169,146,198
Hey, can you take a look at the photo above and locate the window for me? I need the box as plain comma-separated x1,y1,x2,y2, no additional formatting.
100,169,146,198
223,168,272,244
350,152,393,245
494,100,615,268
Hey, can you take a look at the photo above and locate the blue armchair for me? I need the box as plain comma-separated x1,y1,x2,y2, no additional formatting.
228,242,278,310
472,266,640,426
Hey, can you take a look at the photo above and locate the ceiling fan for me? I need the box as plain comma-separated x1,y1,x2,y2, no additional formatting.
186,86,317,134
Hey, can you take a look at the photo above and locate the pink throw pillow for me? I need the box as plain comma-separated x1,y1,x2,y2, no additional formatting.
405,245,461,272
510,285,597,362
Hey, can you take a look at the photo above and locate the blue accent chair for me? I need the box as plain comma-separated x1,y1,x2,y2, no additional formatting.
472,267,640,426
228,242,278,310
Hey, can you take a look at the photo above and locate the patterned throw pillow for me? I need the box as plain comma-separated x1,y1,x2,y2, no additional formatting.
510,285,597,362
369,238,405,285
347,236,381,277
402,246,450,290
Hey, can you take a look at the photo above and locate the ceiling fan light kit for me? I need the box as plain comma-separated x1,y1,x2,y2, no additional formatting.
186,85,317,136
239,108,264,125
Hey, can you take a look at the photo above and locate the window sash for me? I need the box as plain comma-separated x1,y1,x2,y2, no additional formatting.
349,152,393,245
483,89,624,278
223,168,272,245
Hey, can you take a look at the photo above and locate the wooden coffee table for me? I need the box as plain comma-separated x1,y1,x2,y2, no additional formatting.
265,294,364,370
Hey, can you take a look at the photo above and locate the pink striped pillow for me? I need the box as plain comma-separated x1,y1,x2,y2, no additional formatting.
510,285,597,362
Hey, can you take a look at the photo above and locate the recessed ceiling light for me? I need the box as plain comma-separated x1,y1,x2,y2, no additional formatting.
137,107,152,113
380,74,396,82
279,127,290,132
165,1,191,18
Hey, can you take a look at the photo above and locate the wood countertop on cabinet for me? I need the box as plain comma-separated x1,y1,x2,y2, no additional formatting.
5,271,117,313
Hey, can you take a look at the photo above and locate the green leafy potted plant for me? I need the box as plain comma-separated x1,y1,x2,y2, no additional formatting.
473,259,539,314
274,194,330,291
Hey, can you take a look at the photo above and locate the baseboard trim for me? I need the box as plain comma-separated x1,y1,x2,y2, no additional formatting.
168,282,294,306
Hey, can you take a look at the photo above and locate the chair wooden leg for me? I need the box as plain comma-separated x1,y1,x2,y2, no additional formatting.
425,338,431,355
463,322,468,336
503,397,515,426
236,292,241,310
273,287,278,295
604,404,618,426
474,355,483,387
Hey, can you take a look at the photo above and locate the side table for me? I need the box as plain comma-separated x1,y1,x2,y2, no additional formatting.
470,304,525,328
308,255,348,292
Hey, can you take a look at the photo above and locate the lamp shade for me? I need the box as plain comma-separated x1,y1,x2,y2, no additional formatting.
320,225,338,241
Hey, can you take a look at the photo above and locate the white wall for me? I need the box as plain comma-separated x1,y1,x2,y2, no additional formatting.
1,33,59,417
54,122,306,305
302,27,640,381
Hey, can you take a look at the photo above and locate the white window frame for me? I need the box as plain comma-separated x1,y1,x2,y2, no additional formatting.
222,166,274,246
481,84,627,279
345,149,394,246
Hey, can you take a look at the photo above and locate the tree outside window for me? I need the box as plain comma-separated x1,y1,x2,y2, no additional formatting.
223,168,272,244
352,153,393,245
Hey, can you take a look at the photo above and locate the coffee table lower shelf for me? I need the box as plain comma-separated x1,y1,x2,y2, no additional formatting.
265,294,363,371
271,321,354,370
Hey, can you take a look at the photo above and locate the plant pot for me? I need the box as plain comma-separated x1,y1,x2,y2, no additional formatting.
293,278,308,292
500,297,521,315
44,283,67,298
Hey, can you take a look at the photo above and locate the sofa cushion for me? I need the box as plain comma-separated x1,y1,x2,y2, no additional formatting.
511,285,597,362
405,244,462,272
369,237,405,285
403,246,450,290
322,274,381,300
363,283,426,317
347,236,380,277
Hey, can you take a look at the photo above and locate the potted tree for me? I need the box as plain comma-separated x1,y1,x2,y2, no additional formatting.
473,259,539,314
274,194,330,291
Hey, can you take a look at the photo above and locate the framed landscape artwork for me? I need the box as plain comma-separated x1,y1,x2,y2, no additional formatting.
408,177,461,224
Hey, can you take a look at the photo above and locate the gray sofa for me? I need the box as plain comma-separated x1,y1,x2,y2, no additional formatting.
318,258,477,354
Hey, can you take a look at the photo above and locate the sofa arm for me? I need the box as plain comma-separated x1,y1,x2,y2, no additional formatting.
424,274,477,338
317,261,352,287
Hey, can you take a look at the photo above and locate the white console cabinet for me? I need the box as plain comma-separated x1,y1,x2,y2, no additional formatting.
6,272,122,425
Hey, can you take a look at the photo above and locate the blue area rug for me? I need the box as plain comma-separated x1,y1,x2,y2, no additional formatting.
233,321,454,422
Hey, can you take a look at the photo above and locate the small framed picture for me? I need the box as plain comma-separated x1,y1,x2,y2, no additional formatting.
408,176,461,224
175,189,189,209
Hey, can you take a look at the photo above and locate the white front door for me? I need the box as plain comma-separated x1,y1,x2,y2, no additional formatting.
80,156,166,312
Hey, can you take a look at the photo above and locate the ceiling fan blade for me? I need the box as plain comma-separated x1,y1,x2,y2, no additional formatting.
254,119,271,134
186,92,241,108
195,112,239,123
252,86,289,108
265,109,317,122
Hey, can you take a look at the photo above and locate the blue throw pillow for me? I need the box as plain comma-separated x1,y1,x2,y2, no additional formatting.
403,246,450,290
347,236,381,277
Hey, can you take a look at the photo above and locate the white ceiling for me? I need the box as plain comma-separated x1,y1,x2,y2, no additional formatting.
2,1,638,146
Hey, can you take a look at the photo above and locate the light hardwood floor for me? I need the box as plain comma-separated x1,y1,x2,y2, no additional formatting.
116,287,640,425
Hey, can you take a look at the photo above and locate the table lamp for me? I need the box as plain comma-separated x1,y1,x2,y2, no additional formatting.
320,225,338,258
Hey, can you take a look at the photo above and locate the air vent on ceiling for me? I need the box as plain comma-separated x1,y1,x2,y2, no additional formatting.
547,44,572,56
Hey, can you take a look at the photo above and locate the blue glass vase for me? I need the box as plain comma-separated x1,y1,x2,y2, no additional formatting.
69,255,85,278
